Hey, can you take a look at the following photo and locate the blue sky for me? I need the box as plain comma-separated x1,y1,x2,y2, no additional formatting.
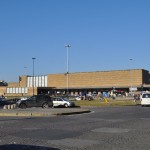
0,0,150,82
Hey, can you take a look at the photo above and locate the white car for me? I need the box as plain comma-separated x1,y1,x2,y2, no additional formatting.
141,93,150,106
52,97,75,108
75,96,82,101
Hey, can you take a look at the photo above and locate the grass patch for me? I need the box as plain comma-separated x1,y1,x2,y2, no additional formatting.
74,99,140,107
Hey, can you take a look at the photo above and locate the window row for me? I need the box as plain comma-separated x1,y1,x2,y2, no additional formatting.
27,76,47,87
6,88,28,94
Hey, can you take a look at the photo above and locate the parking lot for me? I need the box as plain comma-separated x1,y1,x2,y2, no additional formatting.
0,106,150,150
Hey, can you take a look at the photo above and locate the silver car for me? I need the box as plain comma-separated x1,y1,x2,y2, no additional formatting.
52,97,75,108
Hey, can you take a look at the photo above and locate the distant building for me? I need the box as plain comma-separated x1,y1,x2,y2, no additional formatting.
0,69,150,97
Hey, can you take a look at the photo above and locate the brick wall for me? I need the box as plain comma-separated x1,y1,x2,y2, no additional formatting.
48,69,144,88
19,76,27,87
0,87,6,96
8,82,19,87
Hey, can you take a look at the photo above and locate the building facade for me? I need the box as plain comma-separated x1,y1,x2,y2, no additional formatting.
0,69,150,97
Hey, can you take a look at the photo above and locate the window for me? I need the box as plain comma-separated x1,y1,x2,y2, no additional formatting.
143,94,150,98
6,87,28,94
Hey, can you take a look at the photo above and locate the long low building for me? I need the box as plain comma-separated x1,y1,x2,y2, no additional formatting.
0,69,150,97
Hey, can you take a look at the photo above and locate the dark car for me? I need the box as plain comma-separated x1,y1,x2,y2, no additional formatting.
17,95,53,109
0,98,16,108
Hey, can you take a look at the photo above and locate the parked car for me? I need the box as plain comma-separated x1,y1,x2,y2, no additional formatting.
52,97,75,108
17,95,53,109
75,95,94,101
0,98,16,108
141,93,150,106
75,96,82,101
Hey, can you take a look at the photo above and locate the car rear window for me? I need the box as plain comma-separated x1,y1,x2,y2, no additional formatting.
142,94,150,98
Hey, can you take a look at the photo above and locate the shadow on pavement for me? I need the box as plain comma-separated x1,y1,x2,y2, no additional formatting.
0,144,60,150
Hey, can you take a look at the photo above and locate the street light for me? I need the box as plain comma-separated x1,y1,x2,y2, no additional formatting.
65,45,71,96
129,58,133,96
32,58,36,96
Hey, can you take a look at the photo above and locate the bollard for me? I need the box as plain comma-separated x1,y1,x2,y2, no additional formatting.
10,105,14,109
3,105,7,109
13,104,16,109
7,105,11,109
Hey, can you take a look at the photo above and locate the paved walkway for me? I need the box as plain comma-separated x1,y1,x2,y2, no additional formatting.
0,107,91,117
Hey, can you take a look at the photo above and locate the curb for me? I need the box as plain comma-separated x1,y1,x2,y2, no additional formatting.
0,109,91,117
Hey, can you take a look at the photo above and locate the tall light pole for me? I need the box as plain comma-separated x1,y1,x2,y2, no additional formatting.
32,58,36,96
129,58,133,96
65,45,71,96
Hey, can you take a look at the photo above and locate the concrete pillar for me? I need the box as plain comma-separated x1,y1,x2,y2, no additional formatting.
13,104,16,109
71,92,74,96
7,105,11,109
10,105,14,109
75,92,78,96
3,105,7,109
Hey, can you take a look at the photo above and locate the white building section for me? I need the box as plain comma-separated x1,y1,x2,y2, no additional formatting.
27,75,47,87
6,87,28,94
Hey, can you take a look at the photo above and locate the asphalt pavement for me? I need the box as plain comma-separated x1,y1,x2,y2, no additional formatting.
0,106,150,150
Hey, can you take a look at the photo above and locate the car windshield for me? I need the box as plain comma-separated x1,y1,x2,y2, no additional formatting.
142,94,150,98
61,98,71,102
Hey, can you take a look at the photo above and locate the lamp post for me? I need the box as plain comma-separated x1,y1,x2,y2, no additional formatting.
129,58,133,96
32,58,36,96
65,45,71,96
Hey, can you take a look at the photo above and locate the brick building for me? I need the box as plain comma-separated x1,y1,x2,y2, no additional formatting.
0,69,150,97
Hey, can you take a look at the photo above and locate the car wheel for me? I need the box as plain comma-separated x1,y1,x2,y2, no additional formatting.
64,103,69,108
20,104,27,109
42,103,49,109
